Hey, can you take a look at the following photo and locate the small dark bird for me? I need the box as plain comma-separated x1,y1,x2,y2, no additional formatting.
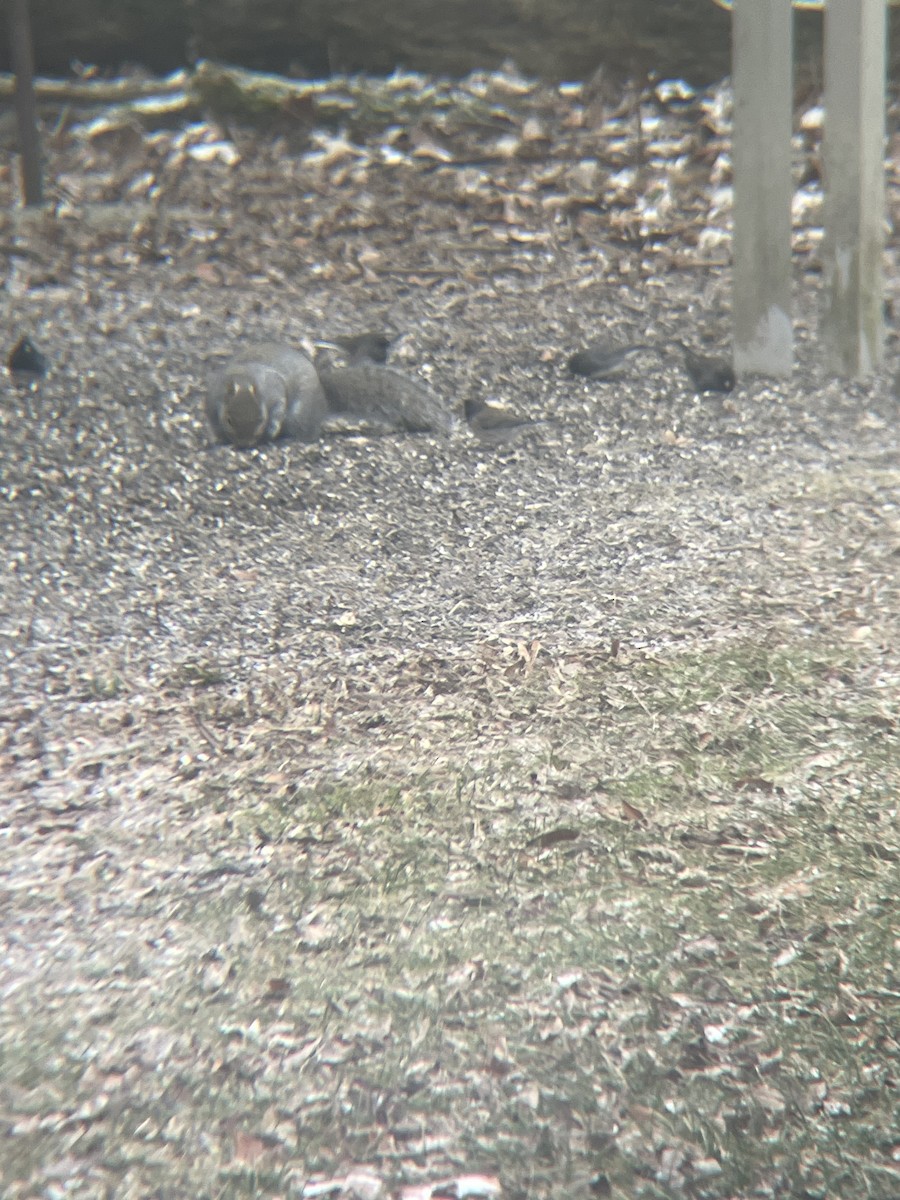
8,335,49,377
567,341,655,380
330,331,398,365
464,397,551,445
678,342,735,394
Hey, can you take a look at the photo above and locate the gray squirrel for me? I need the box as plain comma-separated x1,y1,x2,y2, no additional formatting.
206,338,449,448
206,343,327,447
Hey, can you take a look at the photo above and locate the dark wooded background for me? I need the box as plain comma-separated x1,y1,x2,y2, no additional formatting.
2,0,886,85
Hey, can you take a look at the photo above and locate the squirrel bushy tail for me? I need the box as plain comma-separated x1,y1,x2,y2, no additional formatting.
318,364,450,434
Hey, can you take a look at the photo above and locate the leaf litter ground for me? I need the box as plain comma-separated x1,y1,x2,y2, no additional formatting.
0,67,898,1200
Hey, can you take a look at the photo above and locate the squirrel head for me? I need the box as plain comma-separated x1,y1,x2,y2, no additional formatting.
220,377,272,447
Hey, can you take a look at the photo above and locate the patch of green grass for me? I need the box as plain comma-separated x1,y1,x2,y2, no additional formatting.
3,634,897,1199
83,670,125,699
170,660,230,688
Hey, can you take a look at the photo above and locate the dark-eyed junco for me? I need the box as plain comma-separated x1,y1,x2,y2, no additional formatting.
328,331,399,365
567,341,655,379
8,335,49,378
678,342,735,394
464,397,551,445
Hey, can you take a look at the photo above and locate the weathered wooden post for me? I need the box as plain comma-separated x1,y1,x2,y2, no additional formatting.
727,0,887,379
822,0,887,376
732,0,794,377
8,0,43,206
